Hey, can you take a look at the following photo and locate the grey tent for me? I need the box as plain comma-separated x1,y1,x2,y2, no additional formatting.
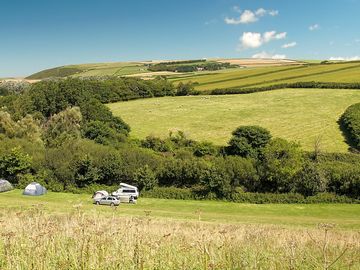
23,182,47,196
0,179,13,193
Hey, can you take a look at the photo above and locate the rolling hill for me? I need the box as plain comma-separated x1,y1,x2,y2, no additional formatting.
25,58,304,80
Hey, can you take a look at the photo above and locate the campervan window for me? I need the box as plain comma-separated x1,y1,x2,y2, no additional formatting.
123,189,135,193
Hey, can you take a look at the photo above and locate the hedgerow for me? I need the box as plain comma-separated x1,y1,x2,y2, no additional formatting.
340,103,360,150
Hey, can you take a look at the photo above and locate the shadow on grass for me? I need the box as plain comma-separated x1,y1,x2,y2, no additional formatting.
337,117,359,153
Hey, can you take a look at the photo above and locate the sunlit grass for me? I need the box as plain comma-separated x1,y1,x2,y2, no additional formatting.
108,88,360,152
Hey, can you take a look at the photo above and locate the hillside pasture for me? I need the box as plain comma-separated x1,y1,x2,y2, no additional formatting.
108,88,360,152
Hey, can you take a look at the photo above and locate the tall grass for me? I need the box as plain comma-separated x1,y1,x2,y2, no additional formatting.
0,205,359,269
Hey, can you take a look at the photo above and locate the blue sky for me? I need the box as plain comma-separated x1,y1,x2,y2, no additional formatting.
1,0,359,77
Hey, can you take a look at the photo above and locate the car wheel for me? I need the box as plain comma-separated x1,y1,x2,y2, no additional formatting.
96,201,100,205
110,202,115,207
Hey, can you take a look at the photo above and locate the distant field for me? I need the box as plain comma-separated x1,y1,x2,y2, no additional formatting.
172,62,360,91
108,88,360,152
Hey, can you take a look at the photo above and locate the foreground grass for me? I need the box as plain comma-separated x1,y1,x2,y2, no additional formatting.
1,190,360,229
1,191,360,269
108,88,360,152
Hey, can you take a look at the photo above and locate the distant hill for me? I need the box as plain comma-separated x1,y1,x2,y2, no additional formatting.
26,61,151,79
25,58,304,80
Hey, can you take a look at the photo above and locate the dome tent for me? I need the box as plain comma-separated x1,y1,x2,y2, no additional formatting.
92,190,109,200
0,179,13,193
23,182,47,196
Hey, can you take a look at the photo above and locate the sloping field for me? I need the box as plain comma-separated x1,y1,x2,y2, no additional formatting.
173,62,360,91
108,88,360,152
26,61,151,79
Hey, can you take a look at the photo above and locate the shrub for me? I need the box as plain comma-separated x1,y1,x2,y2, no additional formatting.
260,138,303,193
193,141,218,157
133,165,158,191
141,136,172,152
340,103,360,150
141,186,196,200
228,126,271,158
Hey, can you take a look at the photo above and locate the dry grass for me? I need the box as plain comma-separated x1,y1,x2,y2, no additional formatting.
0,206,359,269
215,58,302,67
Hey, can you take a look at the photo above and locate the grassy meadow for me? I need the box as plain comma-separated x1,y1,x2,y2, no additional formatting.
1,190,360,228
108,88,360,152
1,191,359,269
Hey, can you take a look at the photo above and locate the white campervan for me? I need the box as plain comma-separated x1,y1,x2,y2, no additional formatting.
112,183,139,202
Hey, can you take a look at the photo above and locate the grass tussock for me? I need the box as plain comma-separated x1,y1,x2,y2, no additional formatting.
0,205,359,269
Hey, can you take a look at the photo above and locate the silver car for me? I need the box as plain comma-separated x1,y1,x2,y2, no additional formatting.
94,196,120,206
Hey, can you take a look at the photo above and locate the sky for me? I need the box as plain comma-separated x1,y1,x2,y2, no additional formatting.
1,0,359,77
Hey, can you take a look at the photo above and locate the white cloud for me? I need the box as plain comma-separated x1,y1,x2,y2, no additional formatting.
255,8,267,16
252,51,286,59
240,32,263,48
269,10,279,16
309,24,320,31
263,31,287,42
282,42,297,48
239,31,287,49
225,7,279,25
329,56,360,61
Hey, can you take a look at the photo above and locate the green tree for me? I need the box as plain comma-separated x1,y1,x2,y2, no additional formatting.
0,147,32,182
295,161,327,196
43,107,82,147
74,155,101,187
228,126,271,158
133,165,158,191
176,82,194,96
261,138,303,192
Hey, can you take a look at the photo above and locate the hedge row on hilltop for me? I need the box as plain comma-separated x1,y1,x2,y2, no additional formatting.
341,103,360,150
210,82,360,95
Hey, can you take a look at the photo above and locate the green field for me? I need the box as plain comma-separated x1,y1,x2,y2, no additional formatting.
1,190,359,229
172,62,360,91
26,61,152,79
108,88,360,152
2,190,359,269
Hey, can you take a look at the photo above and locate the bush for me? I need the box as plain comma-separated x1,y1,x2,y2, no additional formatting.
340,103,360,150
306,193,356,203
142,187,359,204
228,126,271,158
141,186,196,200
193,141,218,157
260,138,303,193
133,165,158,191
